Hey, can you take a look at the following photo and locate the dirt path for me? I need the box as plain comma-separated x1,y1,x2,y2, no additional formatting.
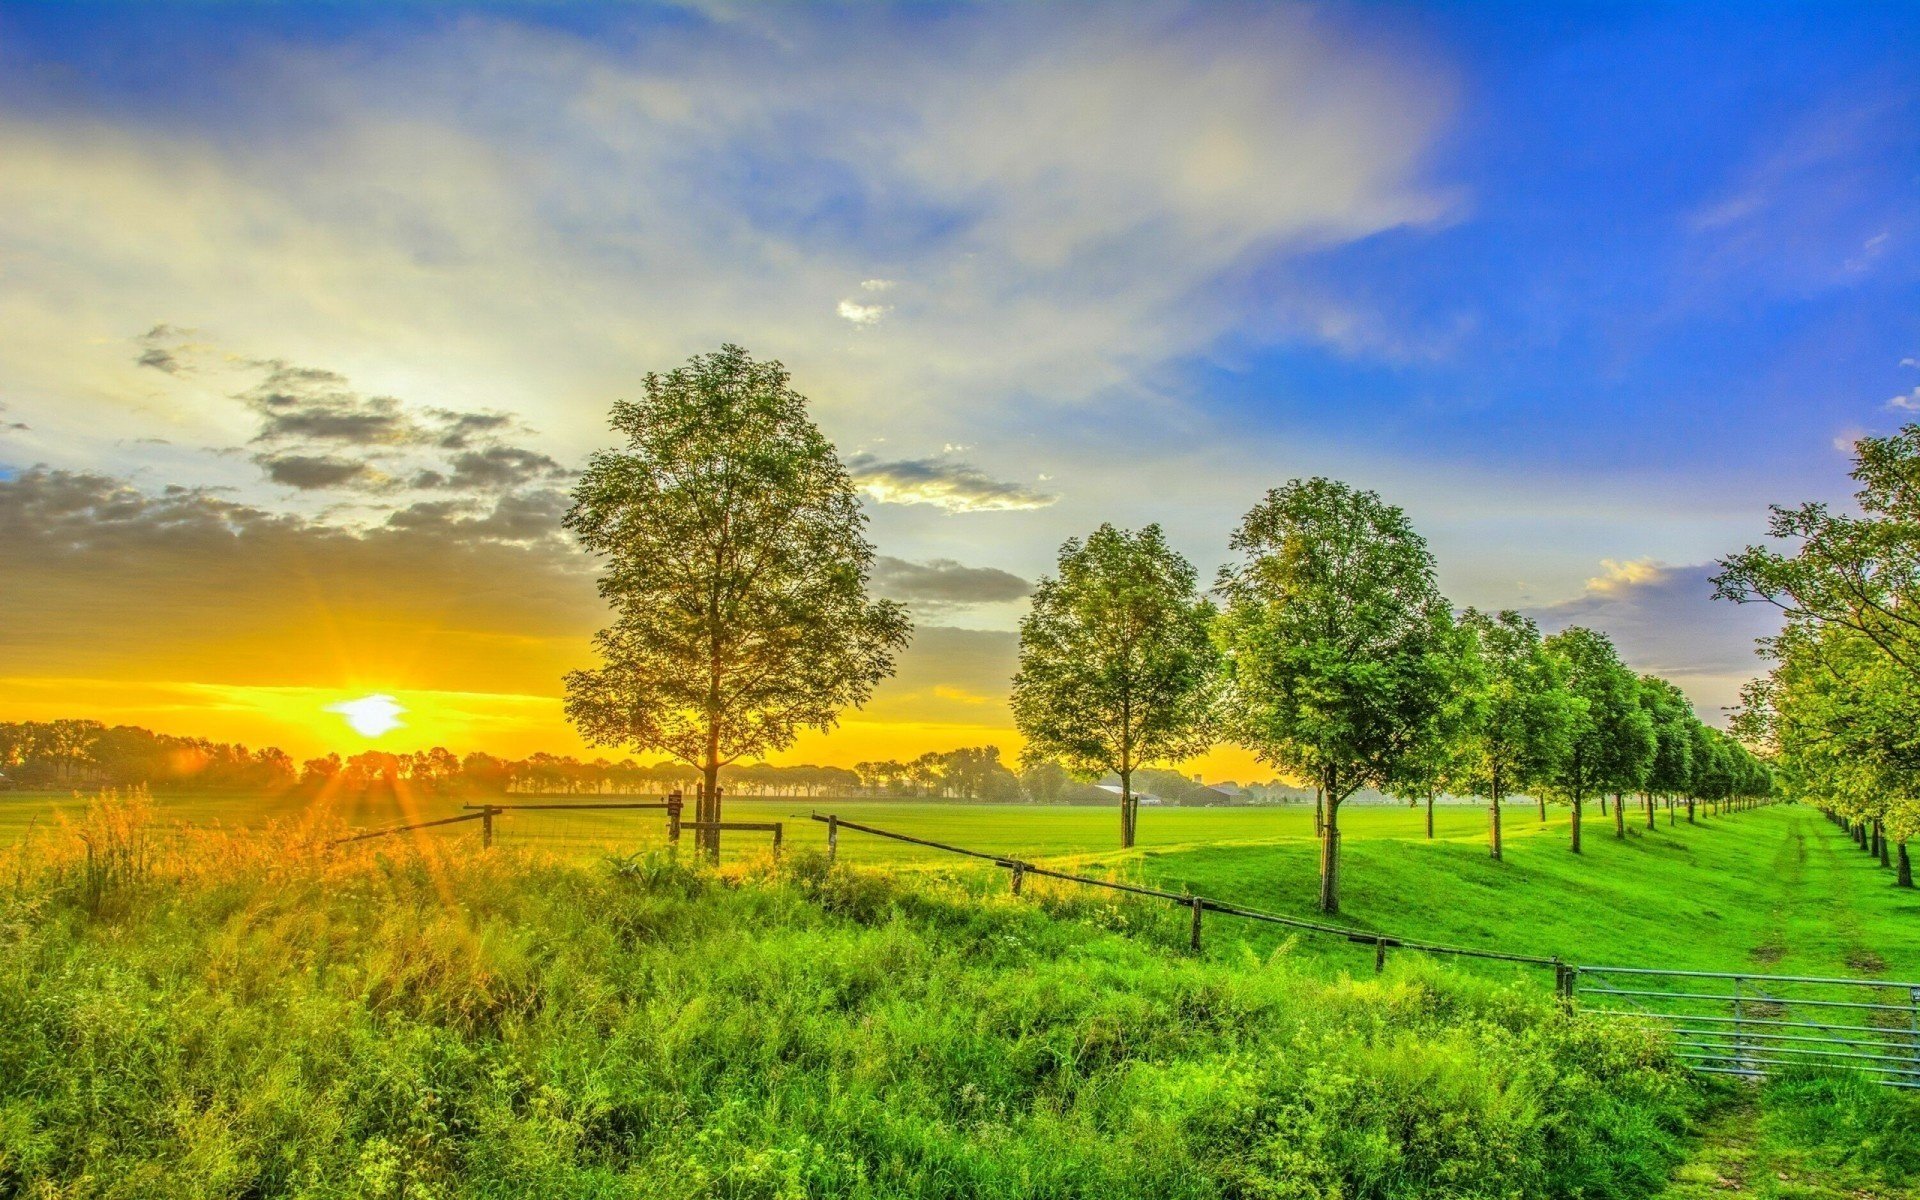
1659,1098,1917,1199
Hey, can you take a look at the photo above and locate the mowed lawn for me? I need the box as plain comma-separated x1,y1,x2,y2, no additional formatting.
1137,803,1920,983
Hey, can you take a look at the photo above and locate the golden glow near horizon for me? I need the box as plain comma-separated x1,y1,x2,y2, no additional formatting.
325,694,407,739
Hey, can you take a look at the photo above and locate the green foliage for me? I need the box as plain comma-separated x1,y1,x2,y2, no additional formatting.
1451,610,1574,857
1013,524,1219,847
1635,678,1696,800
1716,421,1920,682
1216,478,1452,911
562,345,911,790
0,809,1703,1200
1541,627,1656,851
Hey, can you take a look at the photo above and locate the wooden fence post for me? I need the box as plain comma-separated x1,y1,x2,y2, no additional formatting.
667,791,683,847
710,787,724,863
1374,937,1387,973
1011,862,1024,895
481,805,494,849
1190,897,1204,953
772,822,783,861
827,814,838,865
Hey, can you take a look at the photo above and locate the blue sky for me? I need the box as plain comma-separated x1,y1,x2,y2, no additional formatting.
0,1,1914,765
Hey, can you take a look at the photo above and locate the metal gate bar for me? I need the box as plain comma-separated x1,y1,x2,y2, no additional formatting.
1573,965,1920,1089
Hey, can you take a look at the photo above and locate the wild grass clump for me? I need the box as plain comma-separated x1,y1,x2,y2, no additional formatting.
0,793,1703,1198
1759,1067,1920,1184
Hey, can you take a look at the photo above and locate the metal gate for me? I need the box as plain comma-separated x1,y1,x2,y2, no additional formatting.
1574,966,1920,1088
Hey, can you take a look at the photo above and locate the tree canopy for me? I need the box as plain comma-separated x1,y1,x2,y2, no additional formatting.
1453,609,1573,859
562,345,911,855
1012,523,1219,847
1216,478,1452,913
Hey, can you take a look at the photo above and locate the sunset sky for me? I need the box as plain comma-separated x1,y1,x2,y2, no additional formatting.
3,2,1917,781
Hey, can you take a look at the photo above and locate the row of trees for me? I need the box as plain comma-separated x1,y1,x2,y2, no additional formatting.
553,346,1773,884
0,720,297,791
1013,481,1773,913
0,722,1285,806
1718,424,1920,886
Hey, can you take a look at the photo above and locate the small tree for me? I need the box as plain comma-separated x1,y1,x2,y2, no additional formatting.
1217,479,1451,913
1637,675,1696,831
563,345,911,857
1541,626,1654,853
1386,612,1480,841
1454,609,1573,860
1013,524,1219,847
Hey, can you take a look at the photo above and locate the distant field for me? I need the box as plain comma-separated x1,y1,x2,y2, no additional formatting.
0,788,1517,863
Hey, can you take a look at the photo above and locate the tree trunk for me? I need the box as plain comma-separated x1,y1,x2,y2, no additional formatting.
1120,767,1135,849
1686,796,1695,824
1570,796,1583,854
1898,842,1913,889
1538,794,1547,822
1878,820,1891,868
1426,791,1435,840
1600,794,1609,817
1645,793,1656,830
700,760,722,862
1313,788,1324,838
1614,792,1626,839
1319,792,1342,914
1488,790,1503,861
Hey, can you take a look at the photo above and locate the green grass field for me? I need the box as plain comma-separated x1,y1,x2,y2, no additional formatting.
5,790,1918,1197
5,789,1916,980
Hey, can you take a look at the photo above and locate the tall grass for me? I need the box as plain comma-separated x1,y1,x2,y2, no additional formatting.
0,793,1704,1198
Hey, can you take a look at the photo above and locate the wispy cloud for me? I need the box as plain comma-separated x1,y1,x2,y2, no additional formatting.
847,454,1058,513
0,6,1453,506
871,555,1031,610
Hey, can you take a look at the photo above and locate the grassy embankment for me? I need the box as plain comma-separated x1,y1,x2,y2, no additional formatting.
1,794,1917,1196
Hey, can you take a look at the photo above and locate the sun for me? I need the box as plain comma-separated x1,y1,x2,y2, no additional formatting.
326,694,407,739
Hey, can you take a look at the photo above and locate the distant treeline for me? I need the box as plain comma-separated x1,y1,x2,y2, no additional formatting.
0,719,1301,804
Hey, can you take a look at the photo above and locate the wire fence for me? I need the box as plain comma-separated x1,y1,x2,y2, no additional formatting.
811,812,1568,979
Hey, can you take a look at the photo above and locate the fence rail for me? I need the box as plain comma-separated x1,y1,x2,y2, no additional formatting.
811,812,1563,970
328,793,783,856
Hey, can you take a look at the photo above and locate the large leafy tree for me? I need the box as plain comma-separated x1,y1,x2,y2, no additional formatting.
1541,626,1655,854
1748,621,1918,884
1217,479,1451,913
1715,424,1920,680
1012,523,1219,847
1454,609,1574,860
563,345,911,856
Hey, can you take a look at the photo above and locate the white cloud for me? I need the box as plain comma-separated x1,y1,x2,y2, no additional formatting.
1584,557,1668,595
1889,387,1920,411
860,278,896,292
837,299,891,326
